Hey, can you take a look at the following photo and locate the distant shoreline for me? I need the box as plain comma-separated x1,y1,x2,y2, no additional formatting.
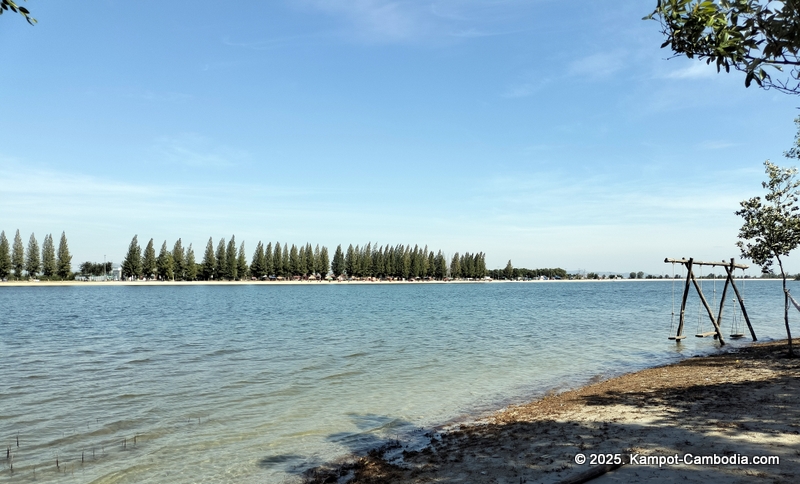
0,278,772,287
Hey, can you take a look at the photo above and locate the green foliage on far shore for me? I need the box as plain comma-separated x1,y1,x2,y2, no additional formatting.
41,234,56,278
25,233,40,278
143,238,157,279
0,229,74,281
118,234,486,282
122,235,142,280
78,261,112,277
0,231,10,279
56,232,72,280
12,229,24,279
488,265,568,281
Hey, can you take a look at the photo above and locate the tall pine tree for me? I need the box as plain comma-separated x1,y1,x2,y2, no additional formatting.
251,241,265,279
142,238,157,280
0,231,11,279
332,244,345,277
313,244,321,277
450,252,461,279
477,252,487,278
281,243,289,277
185,244,198,281
503,260,514,280
122,235,142,280
273,242,282,277
215,238,227,280
41,233,56,278
25,233,40,278
56,232,72,279
434,251,446,280
362,243,372,278
264,242,274,277
201,237,216,280
386,246,395,278
345,244,355,278
12,229,24,280
410,245,421,279
226,236,237,280
305,243,314,277
172,238,185,281
237,241,248,279
297,244,306,276
460,253,472,279
401,245,411,279
319,245,330,278
290,244,300,277
421,245,429,278
157,241,174,280
374,245,385,278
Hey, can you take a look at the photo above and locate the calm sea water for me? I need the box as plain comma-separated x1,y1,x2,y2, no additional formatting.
0,280,795,483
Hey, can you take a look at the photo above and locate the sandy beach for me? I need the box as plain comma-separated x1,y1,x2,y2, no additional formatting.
305,339,800,484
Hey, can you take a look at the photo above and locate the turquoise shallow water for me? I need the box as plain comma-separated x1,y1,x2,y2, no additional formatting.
0,280,794,483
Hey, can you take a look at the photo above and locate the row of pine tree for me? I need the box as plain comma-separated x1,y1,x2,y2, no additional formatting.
120,235,488,281
0,230,73,280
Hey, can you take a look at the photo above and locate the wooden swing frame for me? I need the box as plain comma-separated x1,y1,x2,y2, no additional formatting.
664,257,757,346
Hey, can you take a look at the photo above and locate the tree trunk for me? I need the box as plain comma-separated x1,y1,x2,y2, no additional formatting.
777,256,795,357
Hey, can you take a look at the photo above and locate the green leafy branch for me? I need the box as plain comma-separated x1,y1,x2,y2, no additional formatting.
1,0,36,25
646,0,800,94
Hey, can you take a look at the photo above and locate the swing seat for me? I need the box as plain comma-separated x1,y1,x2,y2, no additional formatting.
729,333,745,339
695,331,717,338
668,335,687,340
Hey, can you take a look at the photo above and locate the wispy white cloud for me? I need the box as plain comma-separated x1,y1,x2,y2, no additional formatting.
297,0,428,42
699,140,737,150
0,164,161,199
221,32,332,50
199,60,242,72
503,82,541,98
448,28,516,38
0,160,352,263
475,168,748,229
666,61,719,80
567,51,625,80
139,90,193,103
288,0,534,44
152,133,249,169
502,75,551,98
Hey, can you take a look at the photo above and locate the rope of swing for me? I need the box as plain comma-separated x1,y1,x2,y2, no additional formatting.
670,262,676,332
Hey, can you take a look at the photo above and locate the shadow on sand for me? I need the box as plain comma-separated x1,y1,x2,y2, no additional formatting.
301,340,800,484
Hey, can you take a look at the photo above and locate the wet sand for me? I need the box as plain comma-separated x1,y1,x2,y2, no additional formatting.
305,340,800,484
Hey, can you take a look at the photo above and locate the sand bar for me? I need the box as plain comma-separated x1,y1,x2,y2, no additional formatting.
306,339,800,483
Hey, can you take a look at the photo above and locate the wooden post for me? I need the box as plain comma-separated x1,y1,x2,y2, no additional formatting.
676,258,693,340
690,270,725,346
725,260,757,341
716,262,732,328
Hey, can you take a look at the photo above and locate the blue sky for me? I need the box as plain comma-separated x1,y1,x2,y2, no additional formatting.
1,1,798,275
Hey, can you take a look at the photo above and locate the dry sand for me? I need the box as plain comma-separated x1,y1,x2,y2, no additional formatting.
305,340,800,484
